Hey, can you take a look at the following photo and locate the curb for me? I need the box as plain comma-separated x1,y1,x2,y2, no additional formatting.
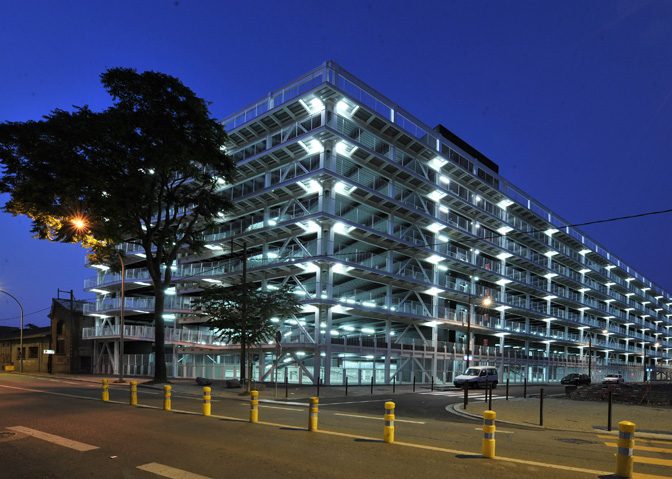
447,403,672,440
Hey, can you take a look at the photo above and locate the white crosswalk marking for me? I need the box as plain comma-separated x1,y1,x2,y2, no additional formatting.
137,463,213,479
6,426,98,451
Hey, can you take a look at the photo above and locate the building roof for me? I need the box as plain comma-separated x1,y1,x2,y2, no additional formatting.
0,325,50,341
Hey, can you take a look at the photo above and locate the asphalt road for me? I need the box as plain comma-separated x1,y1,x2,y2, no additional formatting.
0,374,669,478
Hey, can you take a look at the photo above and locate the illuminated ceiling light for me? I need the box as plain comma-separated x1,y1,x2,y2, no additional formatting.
642,301,650,305
330,330,340,336
335,99,359,117
578,307,590,312
437,264,448,271
579,268,590,274
297,179,322,194
298,97,325,114
361,327,375,334
497,199,514,209
341,325,355,332
92,264,110,271
135,253,147,258
624,307,634,311
425,254,444,264
204,244,223,251
270,317,280,323
297,220,320,233
428,156,448,171
334,140,358,157
579,249,591,255
578,288,590,293
625,293,634,297
655,295,663,300
497,226,513,235
605,299,615,304
496,279,512,286
91,288,110,295
426,222,446,233
545,228,559,236
626,277,635,282
90,313,110,318
333,222,355,235
605,282,615,287
642,287,651,292
334,181,357,195
134,281,151,286
496,252,513,260
427,190,447,202
164,287,177,296
331,305,352,314
495,305,510,312
544,251,558,257
438,205,449,213
422,321,438,327
162,314,176,320
332,263,354,274
439,175,450,184
474,195,482,203
424,287,444,296
298,139,324,155
544,273,558,279
362,301,376,308
299,261,321,273
437,234,449,242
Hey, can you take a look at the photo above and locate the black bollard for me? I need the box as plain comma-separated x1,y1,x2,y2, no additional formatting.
413,375,416,393
316,375,320,398
431,376,434,392
539,388,544,426
523,377,527,399
488,384,493,410
485,378,489,403
608,390,613,432
345,376,348,396
393,376,396,394
463,384,469,409
506,377,509,401
370,375,374,395
285,374,288,399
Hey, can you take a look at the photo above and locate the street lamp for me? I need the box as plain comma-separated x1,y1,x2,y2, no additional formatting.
464,279,493,370
0,289,24,373
70,215,126,382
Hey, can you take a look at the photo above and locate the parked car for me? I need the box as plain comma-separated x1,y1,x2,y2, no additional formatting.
560,373,591,386
454,366,498,389
602,374,624,384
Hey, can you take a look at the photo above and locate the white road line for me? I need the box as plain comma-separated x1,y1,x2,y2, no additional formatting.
241,403,303,412
137,462,213,479
473,427,514,434
259,399,307,406
320,399,389,406
334,413,425,424
6,426,98,451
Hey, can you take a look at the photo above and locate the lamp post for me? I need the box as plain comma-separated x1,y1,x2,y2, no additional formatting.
116,251,126,383
463,279,492,370
0,289,24,373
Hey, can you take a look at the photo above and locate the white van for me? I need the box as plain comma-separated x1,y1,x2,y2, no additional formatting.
453,366,498,389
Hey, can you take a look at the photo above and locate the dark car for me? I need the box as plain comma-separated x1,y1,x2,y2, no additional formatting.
560,373,591,386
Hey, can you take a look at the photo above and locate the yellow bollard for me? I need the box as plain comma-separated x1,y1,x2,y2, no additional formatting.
163,385,172,411
102,379,109,402
129,380,138,406
250,390,259,423
202,386,211,416
616,421,636,478
308,396,319,431
482,410,496,458
384,401,395,444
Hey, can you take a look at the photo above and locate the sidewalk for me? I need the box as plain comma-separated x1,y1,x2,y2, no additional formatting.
453,396,672,438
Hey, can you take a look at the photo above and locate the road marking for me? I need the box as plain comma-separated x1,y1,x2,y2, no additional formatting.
334,413,425,424
0,383,101,401
597,435,672,445
242,403,303,412
604,442,672,454
6,426,98,452
473,427,514,434
633,456,672,467
259,399,307,406
137,462,212,479
320,399,389,406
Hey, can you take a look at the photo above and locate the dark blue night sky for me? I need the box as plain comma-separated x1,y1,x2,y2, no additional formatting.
1,0,671,326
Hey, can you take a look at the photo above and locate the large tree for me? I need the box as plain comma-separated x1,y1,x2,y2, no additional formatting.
193,283,302,384
0,68,235,382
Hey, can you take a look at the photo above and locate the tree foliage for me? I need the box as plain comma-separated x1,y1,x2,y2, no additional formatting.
0,68,235,382
193,283,301,382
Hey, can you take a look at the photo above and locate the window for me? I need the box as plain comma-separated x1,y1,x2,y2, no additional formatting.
28,347,38,359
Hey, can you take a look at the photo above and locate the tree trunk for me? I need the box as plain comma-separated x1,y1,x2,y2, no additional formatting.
154,287,168,383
